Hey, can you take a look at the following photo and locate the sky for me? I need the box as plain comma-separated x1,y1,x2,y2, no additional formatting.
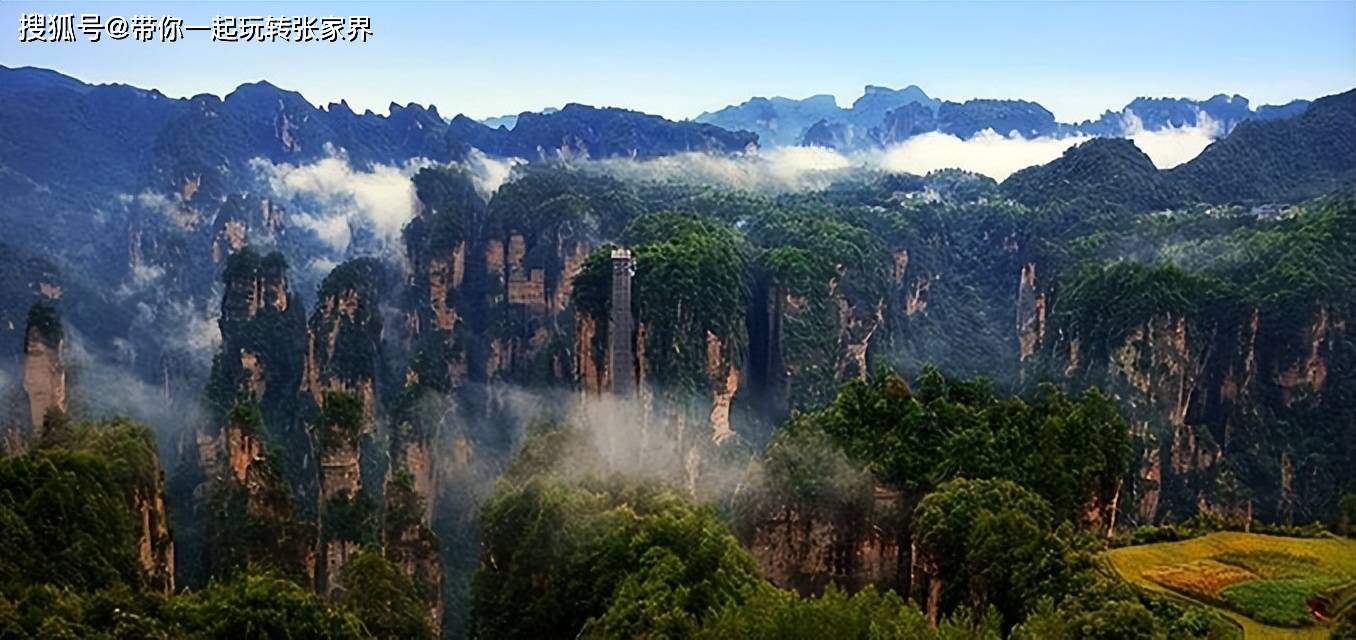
1,1,1353,123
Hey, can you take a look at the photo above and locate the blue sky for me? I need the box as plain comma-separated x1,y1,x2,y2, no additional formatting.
2,1,1353,122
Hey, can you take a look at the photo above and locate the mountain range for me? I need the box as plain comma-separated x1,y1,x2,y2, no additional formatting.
695,84,1314,150
473,83,1307,151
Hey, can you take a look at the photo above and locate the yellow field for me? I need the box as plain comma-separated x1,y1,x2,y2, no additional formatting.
1104,532,1356,640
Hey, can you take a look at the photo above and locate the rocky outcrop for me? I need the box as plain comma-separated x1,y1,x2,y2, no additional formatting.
384,467,443,632
133,454,175,594
21,302,65,438
1015,262,1046,361
305,260,387,596
706,331,739,445
749,485,905,596
207,404,317,583
1043,290,1350,526
304,258,385,404
209,249,310,493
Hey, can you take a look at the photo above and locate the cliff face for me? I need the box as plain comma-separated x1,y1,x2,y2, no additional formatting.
384,469,444,632
1015,261,1046,362
176,250,315,588
215,406,317,582
571,242,747,494
211,249,309,466
305,259,385,405
133,451,176,594
305,260,386,597
749,485,905,596
21,303,66,439
1043,297,1350,526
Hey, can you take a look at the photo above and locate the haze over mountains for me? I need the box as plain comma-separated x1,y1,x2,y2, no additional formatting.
1,62,1350,404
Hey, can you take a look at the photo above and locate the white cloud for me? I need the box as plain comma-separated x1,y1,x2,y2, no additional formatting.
876,130,1085,182
591,123,1218,189
253,147,524,255
252,148,429,253
1123,109,1221,169
595,146,856,193
62,328,209,441
464,148,524,197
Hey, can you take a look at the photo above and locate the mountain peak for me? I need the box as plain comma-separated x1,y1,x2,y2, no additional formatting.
1001,137,1179,212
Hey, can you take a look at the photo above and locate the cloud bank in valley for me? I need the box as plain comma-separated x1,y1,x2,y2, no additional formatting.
595,145,857,193
876,130,1085,181
241,115,1221,253
598,116,1221,189
876,116,1219,180
1122,111,1222,170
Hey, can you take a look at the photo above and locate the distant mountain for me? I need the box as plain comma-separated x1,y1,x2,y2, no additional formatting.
696,94,846,147
479,107,559,131
1254,100,1311,121
696,85,942,148
935,99,1062,139
845,85,941,127
1167,89,1356,203
998,88,1356,212
0,65,756,252
697,85,1315,151
1076,94,1312,136
453,104,755,161
0,65,95,97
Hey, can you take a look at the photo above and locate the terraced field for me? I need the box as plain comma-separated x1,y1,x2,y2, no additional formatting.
1105,532,1356,639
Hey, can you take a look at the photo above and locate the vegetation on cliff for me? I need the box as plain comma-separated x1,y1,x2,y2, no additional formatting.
0,417,157,595
743,367,1129,525
472,423,1013,640
572,212,751,400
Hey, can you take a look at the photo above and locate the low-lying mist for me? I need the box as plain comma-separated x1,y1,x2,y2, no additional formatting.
596,122,1218,190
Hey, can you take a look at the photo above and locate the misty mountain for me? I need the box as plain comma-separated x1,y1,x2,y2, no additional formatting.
1167,89,1356,203
696,94,849,147
449,104,755,160
0,65,754,236
696,85,939,147
1077,94,1314,136
0,65,759,409
0,64,756,281
999,89,1356,212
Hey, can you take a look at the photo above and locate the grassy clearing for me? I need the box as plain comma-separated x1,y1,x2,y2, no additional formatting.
1221,578,1342,627
1105,532,1356,639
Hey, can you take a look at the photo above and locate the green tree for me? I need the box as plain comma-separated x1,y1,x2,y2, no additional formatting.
169,572,368,640
337,549,432,640
1338,494,1356,537
472,478,764,640
913,479,1086,628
